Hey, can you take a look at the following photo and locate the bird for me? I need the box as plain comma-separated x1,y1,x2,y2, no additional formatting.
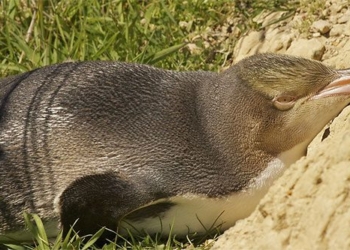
1,53,350,244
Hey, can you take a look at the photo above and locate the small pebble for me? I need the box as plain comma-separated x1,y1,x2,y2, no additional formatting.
312,20,331,34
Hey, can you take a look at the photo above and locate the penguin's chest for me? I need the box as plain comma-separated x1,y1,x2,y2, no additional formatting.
119,188,268,236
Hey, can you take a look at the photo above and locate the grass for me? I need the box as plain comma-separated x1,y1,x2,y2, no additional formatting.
0,0,300,77
0,0,237,76
295,0,327,34
2,213,218,250
0,0,301,249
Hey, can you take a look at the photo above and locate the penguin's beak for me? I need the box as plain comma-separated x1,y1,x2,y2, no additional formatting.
311,72,350,100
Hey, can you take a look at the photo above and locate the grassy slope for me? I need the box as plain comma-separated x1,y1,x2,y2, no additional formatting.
0,0,237,76
0,0,298,76
0,0,298,249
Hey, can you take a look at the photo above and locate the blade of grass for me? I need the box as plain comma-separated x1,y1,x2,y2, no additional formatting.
2,244,27,250
81,227,105,250
146,43,187,64
23,213,50,250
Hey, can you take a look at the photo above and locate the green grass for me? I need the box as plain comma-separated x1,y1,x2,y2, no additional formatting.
2,213,218,250
0,0,300,249
0,0,237,76
0,0,299,77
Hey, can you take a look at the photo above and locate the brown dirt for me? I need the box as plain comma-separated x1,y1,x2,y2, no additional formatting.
212,1,350,249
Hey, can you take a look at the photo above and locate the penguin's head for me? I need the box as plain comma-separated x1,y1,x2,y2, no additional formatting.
228,54,350,165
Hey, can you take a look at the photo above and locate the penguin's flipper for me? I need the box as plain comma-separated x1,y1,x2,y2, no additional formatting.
57,172,153,240
123,201,175,223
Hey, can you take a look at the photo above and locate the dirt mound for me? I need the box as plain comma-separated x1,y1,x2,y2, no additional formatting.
212,1,350,249
212,107,350,249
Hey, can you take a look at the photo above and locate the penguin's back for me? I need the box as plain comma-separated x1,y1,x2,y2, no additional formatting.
0,61,232,233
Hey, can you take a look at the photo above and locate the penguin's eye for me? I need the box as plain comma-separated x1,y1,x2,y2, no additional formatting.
273,95,296,111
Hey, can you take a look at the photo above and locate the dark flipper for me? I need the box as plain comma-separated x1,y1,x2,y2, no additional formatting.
58,172,155,241
125,201,175,222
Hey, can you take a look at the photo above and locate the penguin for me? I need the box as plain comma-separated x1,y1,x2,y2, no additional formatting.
1,53,350,244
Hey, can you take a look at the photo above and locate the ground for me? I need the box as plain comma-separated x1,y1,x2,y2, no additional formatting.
212,0,350,249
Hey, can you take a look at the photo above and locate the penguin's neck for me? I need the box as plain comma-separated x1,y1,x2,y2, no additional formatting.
196,75,309,189
247,139,310,191
196,77,268,170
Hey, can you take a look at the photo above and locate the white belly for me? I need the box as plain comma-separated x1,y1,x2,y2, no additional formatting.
119,154,293,236
119,187,269,236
